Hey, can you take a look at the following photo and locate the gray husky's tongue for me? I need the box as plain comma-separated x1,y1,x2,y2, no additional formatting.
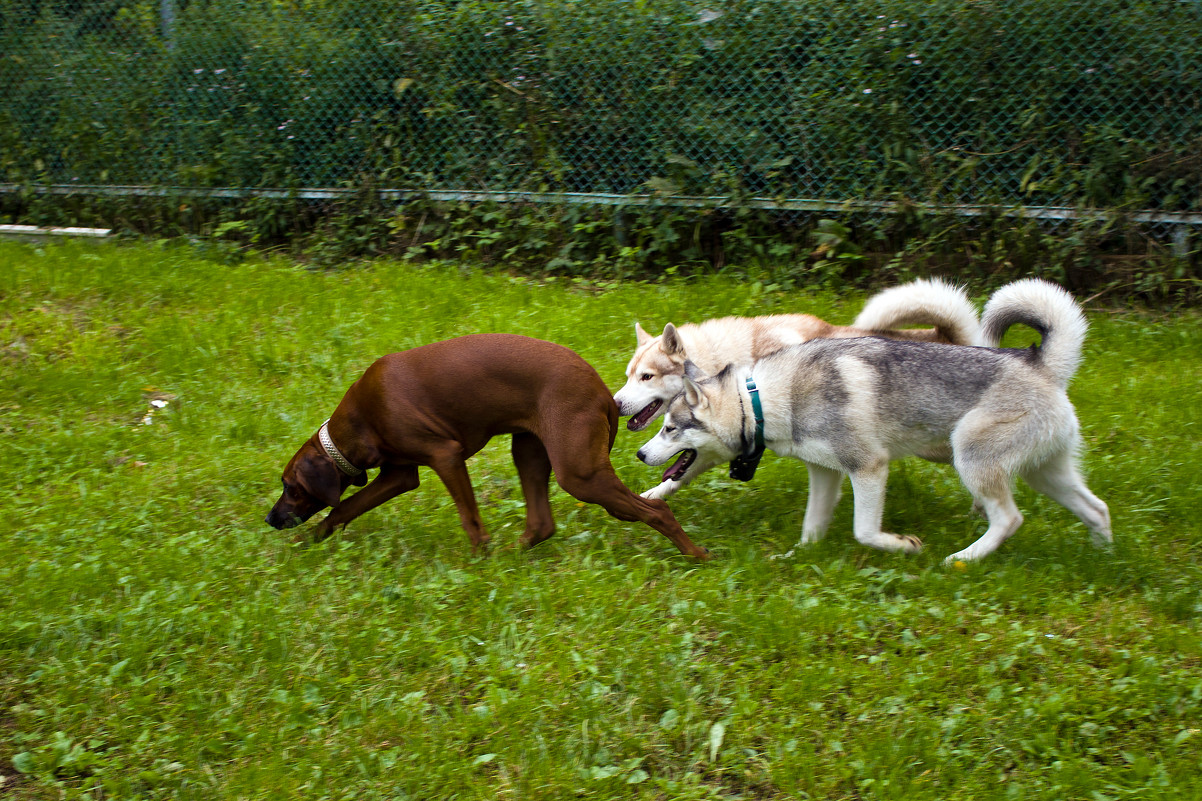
663,449,696,482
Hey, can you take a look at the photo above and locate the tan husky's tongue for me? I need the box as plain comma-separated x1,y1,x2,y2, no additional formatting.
627,399,662,431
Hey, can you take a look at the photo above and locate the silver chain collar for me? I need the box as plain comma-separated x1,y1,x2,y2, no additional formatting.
318,420,364,477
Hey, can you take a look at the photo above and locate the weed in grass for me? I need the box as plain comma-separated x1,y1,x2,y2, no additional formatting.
0,240,1200,799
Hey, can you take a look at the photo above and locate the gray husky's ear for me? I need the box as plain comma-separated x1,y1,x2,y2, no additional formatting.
635,322,652,346
662,323,686,356
683,359,707,382
682,373,709,411
712,363,735,385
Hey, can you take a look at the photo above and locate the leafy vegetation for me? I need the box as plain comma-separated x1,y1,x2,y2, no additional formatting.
6,0,1200,205
1,240,1200,799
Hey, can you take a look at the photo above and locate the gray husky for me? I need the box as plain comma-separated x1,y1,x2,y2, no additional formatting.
615,278,983,500
636,279,1112,563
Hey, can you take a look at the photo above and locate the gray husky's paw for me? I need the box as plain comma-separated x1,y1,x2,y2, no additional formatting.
854,530,923,553
889,533,924,553
641,482,676,501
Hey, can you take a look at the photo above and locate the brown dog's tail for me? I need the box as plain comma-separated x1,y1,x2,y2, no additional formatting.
605,396,620,453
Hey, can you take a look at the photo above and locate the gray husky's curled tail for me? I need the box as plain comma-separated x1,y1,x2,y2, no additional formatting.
981,279,1089,390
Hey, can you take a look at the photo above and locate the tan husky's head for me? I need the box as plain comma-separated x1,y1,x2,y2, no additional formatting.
613,322,694,431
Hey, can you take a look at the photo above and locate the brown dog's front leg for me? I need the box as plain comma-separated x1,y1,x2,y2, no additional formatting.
312,465,420,541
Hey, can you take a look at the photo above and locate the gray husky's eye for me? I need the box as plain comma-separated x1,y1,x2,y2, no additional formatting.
664,424,676,434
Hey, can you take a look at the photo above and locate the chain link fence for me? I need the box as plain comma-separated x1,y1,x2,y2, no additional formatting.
3,0,1201,231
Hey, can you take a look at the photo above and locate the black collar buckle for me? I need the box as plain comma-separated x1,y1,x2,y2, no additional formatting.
729,375,765,482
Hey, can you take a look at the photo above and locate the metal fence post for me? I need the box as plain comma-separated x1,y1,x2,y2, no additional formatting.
161,0,177,51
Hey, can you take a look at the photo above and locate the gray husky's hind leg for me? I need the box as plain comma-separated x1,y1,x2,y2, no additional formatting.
1021,451,1112,547
943,464,1024,563
848,462,924,553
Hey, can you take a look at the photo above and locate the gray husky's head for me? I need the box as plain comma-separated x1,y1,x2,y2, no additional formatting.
636,362,745,480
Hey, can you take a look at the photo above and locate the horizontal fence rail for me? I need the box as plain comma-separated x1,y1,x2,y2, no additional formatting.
7,184,1202,229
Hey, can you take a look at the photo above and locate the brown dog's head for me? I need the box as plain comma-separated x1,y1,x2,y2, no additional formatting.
265,435,367,530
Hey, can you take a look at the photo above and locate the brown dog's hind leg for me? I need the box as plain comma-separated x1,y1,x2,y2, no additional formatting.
511,433,556,548
562,469,709,559
547,424,709,559
312,465,420,542
428,445,491,551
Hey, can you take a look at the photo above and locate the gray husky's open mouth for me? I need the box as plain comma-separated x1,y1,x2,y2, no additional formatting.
627,400,663,431
662,449,696,482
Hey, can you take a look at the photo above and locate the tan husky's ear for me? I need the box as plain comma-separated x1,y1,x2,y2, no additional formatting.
662,323,686,357
635,322,653,346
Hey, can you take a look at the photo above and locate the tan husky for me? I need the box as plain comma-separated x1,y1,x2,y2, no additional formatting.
614,278,983,499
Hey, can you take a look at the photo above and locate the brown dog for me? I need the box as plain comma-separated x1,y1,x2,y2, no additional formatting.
265,334,710,559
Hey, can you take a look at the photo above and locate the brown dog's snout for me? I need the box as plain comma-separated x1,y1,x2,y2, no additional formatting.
265,503,306,530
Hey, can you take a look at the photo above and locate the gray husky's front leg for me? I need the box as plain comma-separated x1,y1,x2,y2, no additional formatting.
800,463,844,544
640,454,722,500
772,463,844,559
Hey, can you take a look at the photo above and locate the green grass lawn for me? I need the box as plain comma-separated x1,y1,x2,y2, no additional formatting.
1,240,1200,800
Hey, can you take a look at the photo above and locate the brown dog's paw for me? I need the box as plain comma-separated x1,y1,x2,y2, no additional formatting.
518,528,556,550
309,520,340,543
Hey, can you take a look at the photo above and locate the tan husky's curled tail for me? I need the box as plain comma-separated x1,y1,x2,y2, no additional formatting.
853,277,985,347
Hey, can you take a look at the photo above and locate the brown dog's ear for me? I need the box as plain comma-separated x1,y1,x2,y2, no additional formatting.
662,323,686,357
295,454,346,510
635,322,653,346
